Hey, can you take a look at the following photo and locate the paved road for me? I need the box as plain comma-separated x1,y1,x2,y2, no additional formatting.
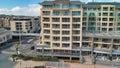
0,54,17,68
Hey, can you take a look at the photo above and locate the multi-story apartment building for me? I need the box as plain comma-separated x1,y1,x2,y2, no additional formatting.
10,17,40,33
38,0,120,60
0,28,12,47
82,2,120,32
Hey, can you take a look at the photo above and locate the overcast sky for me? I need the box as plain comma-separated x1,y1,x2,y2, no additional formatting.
0,0,120,16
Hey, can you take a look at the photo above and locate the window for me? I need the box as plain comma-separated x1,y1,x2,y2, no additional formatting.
54,4,60,8
110,7,114,11
53,11,60,16
44,24,50,28
43,5,52,8
73,36,80,41
98,13,101,16
72,18,80,22
72,11,80,16
88,17,96,21
73,24,80,28
102,13,108,16
103,7,108,11
62,4,69,8
44,30,50,33
62,10,70,16
43,17,50,22
109,28,113,31
53,37,60,41
83,12,87,16
44,42,50,45
62,37,70,41
102,18,108,21
52,18,60,22
62,24,70,28
62,30,70,35
52,30,60,34
102,28,107,31
83,17,87,21
102,23,107,26
110,13,114,16
109,23,113,26
52,24,60,28
43,11,50,15
53,43,60,47
82,22,86,26
62,43,70,47
89,13,95,16
109,18,114,21
72,30,80,34
70,4,80,9
62,18,70,22
44,35,50,39
98,18,101,21
83,7,87,11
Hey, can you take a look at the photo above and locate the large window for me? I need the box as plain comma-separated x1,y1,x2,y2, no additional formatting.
62,37,70,41
62,18,70,22
62,24,70,28
62,43,70,47
16,22,22,31
72,36,80,41
62,10,70,16
73,24,80,28
72,18,80,22
44,30,50,33
62,4,69,8
62,30,70,35
52,18,60,22
52,30,60,34
72,11,80,16
70,4,80,9
43,5,52,8
53,11,60,16
43,17,50,22
43,11,50,15
72,30,80,34
53,37,60,41
44,24,50,28
52,24,60,28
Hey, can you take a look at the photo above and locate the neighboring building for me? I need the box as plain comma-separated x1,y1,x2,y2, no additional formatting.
0,28,12,47
38,0,120,60
0,15,40,33
10,17,40,33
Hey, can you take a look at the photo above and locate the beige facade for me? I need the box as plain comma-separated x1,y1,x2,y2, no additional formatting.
10,17,40,33
40,4,83,50
38,0,120,59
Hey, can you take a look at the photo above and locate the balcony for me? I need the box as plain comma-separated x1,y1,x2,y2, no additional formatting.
94,48,110,53
113,50,120,54
82,47,92,51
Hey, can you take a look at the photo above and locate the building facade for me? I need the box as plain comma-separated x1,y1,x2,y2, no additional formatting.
39,0,120,60
10,17,40,33
0,28,12,47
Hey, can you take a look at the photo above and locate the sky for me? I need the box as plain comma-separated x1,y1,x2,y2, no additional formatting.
0,0,120,16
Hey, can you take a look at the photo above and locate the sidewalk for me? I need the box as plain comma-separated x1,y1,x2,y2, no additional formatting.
13,60,117,68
